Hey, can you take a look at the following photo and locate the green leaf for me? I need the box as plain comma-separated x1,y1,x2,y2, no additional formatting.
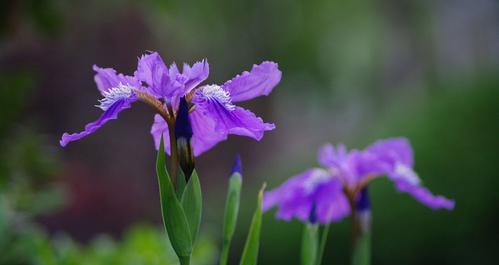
352,231,371,265
301,224,319,265
219,172,242,265
177,169,187,198
181,170,203,244
239,183,265,265
156,136,192,261
315,224,330,265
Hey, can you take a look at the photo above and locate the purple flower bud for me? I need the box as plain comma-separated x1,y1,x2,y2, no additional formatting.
230,154,242,176
175,97,193,140
175,97,195,179
356,187,371,212
308,203,318,224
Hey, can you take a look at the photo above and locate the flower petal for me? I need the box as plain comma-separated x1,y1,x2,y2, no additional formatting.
60,98,133,147
182,59,209,92
364,137,414,167
150,111,227,157
194,85,275,141
316,180,351,223
354,137,418,184
318,143,348,168
189,108,227,156
223,61,281,103
135,52,177,98
151,114,171,153
394,180,455,210
93,65,139,94
263,168,349,224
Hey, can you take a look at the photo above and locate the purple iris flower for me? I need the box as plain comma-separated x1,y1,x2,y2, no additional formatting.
263,137,455,224
60,52,281,156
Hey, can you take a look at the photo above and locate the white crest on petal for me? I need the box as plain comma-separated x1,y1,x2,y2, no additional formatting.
97,84,134,111
303,169,332,195
393,163,421,185
199,85,235,110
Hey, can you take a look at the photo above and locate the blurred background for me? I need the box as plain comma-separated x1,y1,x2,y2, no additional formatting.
1,0,498,264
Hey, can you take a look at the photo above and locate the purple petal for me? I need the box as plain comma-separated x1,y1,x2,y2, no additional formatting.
93,65,139,94
194,85,274,140
318,143,348,168
225,106,275,139
351,137,416,184
364,137,414,167
150,111,227,156
150,114,171,154
182,59,209,92
189,108,227,156
223,61,281,103
315,180,351,223
263,168,349,224
317,143,361,187
135,52,177,98
60,99,132,147
394,180,455,210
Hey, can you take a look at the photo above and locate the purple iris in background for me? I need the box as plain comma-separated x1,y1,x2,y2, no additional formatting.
60,52,281,156
263,137,455,224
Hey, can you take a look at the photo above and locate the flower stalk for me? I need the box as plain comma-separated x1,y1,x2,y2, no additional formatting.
350,188,371,265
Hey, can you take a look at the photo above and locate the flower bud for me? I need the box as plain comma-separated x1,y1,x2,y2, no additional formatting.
230,154,242,176
308,203,318,224
175,97,195,180
356,187,371,233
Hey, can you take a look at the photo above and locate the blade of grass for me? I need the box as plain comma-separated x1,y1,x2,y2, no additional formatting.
239,183,266,265
219,172,242,265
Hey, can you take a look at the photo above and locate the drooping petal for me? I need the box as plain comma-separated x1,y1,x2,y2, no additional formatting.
150,114,172,153
93,65,140,94
189,108,227,156
357,138,455,210
315,179,351,223
352,137,418,185
394,179,455,210
60,98,133,147
150,110,227,157
223,61,281,103
263,168,349,224
193,85,275,141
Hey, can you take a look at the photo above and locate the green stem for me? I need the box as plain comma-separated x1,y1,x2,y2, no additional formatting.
352,231,371,265
168,120,178,187
179,255,191,265
301,224,319,265
315,224,330,265
219,239,230,265
351,209,371,265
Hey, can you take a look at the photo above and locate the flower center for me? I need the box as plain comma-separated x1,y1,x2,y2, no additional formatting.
97,84,133,111
199,85,235,110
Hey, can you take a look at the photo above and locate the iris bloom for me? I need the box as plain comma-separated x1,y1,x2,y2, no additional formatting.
60,52,281,156
263,138,455,224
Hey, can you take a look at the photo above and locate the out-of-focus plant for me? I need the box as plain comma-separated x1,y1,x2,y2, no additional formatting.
264,138,455,265
32,225,217,265
0,130,64,265
0,69,64,265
